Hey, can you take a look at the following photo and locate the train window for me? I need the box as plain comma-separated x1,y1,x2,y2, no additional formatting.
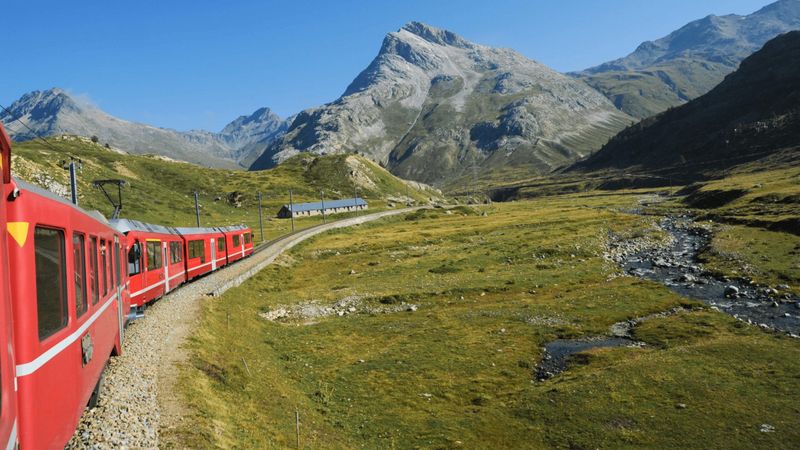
114,238,121,287
217,238,225,253
128,241,142,275
170,241,183,264
89,237,99,305
188,240,205,260
108,242,114,290
233,235,241,247
245,233,252,244
146,241,162,270
35,227,68,340
101,240,109,296
73,233,88,318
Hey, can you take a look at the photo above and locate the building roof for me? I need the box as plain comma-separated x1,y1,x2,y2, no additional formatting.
283,197,367,212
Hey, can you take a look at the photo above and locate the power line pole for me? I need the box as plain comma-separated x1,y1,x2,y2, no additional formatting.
289,189,295,232
61,157,82,205
194,191,201,227
354,186,359,216
257,191,264,242
320,190,326,224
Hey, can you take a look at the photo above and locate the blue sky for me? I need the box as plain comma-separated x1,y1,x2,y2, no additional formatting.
1,0,774,131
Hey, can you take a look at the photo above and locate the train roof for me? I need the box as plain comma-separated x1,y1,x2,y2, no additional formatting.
216,225,249,232
174,226,224,236
109,218,179,235
16,178,111,226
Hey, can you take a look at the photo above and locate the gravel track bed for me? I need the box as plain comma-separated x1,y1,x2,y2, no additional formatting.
67,208,419,449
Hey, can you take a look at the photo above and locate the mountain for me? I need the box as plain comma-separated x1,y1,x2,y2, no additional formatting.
0,88,289,168
219,107,292,167
571,31,800,179
251,22,632,185
574,0,800,119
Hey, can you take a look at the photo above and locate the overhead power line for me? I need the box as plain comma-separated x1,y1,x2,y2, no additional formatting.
0,102,66,154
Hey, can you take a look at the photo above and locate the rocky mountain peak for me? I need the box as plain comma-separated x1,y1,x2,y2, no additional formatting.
220,107,281,135
1,88,289,169
254,21,631,184
6,88,82,121
399,21,474,49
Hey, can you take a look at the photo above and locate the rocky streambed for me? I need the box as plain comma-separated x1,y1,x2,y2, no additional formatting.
616,216,799,336
536,214,799,381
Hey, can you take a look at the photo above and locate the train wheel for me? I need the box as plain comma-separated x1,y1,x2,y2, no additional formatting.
88,364,107,409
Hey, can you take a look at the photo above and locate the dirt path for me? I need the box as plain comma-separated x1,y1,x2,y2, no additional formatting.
69,207,420,449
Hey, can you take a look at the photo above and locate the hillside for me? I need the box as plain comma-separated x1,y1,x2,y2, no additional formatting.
1,89,290,168
252,22,631,185
571,31,800,181
9,135,441,237
574,0,800,118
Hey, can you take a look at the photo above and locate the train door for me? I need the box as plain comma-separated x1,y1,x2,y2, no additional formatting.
162,241,169,292
114,236,124,341
144,239,163,298
210,238,216,271
0,124,18,450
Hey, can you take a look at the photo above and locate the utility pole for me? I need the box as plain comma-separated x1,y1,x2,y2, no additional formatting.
61,157,82,205
354,186,359,216
289,189,295,232
257,191,264,242
320,190,326,224
193,191,201,227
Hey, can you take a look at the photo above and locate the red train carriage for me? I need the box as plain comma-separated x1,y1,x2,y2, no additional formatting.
0,124,19,449
175,227,226,280
111,219,185,312
6,176,128,446
217,225,254,264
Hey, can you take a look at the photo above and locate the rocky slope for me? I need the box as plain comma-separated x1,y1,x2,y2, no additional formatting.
252,22,632,185
1,88,289,168
571,31,800,179
575,0,800,118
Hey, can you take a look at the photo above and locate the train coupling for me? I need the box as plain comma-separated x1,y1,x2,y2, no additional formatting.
127,306,145,322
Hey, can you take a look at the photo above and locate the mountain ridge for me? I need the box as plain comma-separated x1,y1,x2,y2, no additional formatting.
252,21,632,185
571,30,800,179
1,88,289,168
574,0,800,118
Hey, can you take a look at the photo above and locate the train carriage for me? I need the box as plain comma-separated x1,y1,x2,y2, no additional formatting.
110,219,185,312
217,225,254,264
175,227,227,280
0,124,18,449
6,174,128,448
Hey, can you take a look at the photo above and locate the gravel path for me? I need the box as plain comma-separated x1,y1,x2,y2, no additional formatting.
67,208,419,449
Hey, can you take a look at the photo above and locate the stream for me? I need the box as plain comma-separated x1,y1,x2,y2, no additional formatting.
536,214,799,381
621,216,799,336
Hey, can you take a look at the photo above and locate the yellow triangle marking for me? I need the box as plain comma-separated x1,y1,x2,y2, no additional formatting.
7,222,29,247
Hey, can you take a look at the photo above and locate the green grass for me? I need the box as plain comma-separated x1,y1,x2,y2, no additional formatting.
168,192,800,449
10,137,441,242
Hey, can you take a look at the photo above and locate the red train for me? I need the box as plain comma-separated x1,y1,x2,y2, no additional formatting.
0,123,254,449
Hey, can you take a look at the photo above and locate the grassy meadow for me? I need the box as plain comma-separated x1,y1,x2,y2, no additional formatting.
10,136,439,242
167,190,800,449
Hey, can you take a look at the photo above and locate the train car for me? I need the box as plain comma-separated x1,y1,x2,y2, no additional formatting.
217,225,254,264
0,124,19,449
111,219,185,312
175,227,227,280
5,138,128,447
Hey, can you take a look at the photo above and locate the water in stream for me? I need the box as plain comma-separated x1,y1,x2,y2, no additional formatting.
622,217,800,335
